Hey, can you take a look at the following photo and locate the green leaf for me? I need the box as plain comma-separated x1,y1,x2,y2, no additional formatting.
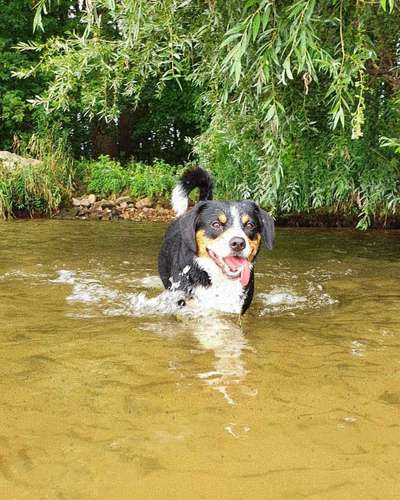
283,57,293,80
221,32,242,48
234,60,242,84
261,7,271,29
252,13,261,42
265,104,276,122
332,106,345,129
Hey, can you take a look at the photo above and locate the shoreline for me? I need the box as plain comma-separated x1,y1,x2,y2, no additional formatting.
6,189,400,230
9,205,400,230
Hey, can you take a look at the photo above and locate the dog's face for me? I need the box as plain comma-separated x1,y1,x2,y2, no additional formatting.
179,201,274,287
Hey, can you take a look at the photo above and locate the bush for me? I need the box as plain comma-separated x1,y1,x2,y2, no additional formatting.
81,156,184,199
85,156,131,197
128,160,184,198
0,129,73,219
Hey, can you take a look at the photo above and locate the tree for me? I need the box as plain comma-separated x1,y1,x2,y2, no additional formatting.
15,0,400,226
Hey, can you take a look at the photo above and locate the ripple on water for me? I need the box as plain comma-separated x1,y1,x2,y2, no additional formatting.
259,286,336,315
49,268,338,319
51,269,185,318
258,267,338,315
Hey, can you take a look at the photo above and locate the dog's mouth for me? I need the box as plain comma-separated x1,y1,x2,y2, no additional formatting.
207,249,251,287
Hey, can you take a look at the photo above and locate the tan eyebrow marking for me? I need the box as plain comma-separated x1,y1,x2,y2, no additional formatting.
241,214,250,224
218,213,227,224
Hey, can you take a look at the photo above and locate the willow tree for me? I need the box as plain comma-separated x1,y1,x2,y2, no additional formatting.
17,0,400,226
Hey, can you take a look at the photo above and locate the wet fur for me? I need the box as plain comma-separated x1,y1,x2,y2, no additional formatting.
158,170,274,314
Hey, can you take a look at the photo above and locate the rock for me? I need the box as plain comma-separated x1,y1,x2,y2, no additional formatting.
72,195,93,207
89,211,101,220
53,208,76,219
87,194,96,205
116,196,133,205
79,197,91,208
0,151,41,172
101,201,115,209
135,197,153,209
119,201,128,209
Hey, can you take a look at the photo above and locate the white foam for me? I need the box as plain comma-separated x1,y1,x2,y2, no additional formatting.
104,290,185,317
50,269,185,316
67,280,119,304
50,270,75,284
0,270,48,281
131,275,163,289
261,291,306,306
259,284,337,315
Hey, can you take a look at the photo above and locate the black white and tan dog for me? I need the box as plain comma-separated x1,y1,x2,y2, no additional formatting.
158,167,274,314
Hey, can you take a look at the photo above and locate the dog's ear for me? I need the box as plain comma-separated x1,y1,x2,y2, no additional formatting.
258,208,274,250
179,202,206,253
249,204,274,250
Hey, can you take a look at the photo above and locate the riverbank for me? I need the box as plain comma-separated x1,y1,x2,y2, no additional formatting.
52,194,175,222
2,151,399,228
18,195,400,229
51,193,400,228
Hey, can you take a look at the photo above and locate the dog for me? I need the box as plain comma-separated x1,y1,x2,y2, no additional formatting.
158,167,274,314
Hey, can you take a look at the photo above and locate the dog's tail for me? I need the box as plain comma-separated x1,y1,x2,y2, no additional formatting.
171,166,213,216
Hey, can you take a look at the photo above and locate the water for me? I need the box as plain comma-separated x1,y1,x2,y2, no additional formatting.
0,220,399,499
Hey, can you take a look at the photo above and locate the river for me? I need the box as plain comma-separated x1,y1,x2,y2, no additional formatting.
0,220,399,499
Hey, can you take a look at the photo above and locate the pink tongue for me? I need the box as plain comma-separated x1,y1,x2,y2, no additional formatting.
224,256,251,287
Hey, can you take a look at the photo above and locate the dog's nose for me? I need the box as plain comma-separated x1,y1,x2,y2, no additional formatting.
229,237,246,252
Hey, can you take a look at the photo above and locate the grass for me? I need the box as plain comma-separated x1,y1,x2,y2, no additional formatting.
0,129,73,219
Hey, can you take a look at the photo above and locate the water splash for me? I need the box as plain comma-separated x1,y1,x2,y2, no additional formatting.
50,268,252,404
259,284,336,315
49,269,75,284
51,269,185,317
258,265,338,315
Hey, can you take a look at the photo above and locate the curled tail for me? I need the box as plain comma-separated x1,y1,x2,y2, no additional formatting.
171,166,213,216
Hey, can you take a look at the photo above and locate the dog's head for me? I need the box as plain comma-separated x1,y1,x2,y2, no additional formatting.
179,201,274,287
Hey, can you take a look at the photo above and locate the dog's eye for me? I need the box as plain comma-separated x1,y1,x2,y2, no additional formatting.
246,221,255,230
211,221,223,230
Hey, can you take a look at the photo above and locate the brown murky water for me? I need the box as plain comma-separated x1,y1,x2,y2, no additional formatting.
0,220,399,499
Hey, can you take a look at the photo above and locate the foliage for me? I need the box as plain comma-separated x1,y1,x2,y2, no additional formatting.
9,0,400,226
0,128,73,218
0,2,202,162
85,156,131,197
81,156,184,199
0,0,83,151
128,160,185,198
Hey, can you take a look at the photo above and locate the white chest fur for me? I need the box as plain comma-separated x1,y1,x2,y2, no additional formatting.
194,256,247,314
